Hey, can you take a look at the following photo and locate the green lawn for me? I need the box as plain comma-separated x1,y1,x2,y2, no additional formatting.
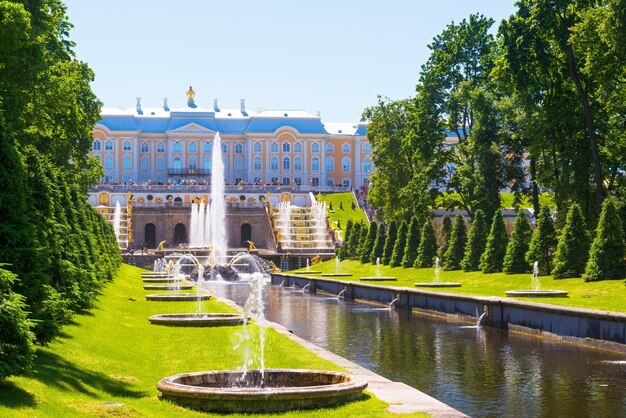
319,192,367,230
292,259,626,313
0,264,423,417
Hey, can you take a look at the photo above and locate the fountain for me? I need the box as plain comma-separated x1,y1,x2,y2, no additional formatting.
337,287,347,299
301,283,311,293
273,196,335,253
505,261,568,298
113,201,122,241
388,294,400,309
360,256,397,282
157,271,367,412
321,256,352,277
294,257,322,275
414,257,462,288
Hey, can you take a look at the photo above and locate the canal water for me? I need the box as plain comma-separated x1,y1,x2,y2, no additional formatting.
208,281,626,417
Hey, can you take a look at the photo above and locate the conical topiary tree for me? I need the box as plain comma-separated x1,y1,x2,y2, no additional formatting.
480,210,509,273
583,199,626,281
346,222,363,258
415,219,438,268
390,220,408,267
370,223,387,264
552,204,590,279
437,215,453,262
381,220,398,265
356,223,369,260
338,219,353,259
503,210,532,274
461,209,488,272
526,206,557,275
401,216,421,268
443,213,467,271
359,221,378,264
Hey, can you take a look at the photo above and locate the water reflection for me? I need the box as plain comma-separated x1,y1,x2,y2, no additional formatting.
209,282,626,417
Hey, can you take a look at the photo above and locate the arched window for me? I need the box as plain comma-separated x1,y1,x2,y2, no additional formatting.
123,155,132,170
140,156,149,171
173,142,181,152
234,144,243,154
203,158,212,171
282,142,290,152
145,223,156,248
294,143,302,153
270,142,279,153
173,223,186,246
104,155,113,170
312,158,320,171
189,142,197,153
363,159,372,173
204,142,212,152
189,156,197,170
342,143,350,153
105,140,113,150
254,157,262,171
282,157,291,170
253,142,262,153
92,140,101,151
326,143,334,152
363,143,372,153
156,156,165,171
240,223,252,245
222,156,228,170
311,143,320,153
325,157,334,172
156,143,165,152
123,140,132,151
270,157,279,171
234,156,243,171
221,143,227,153
173,157,182,170
294,157,302,171
342,157,350,172
140,143,149,152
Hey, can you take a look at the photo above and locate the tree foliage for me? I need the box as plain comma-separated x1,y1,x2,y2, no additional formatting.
390,221,408,267
480,211,509,273
503,210,532,274
415,219,438,268
583,199,626,281
552,203,590,279
381,220,397,265
526,207,557,275
370,223,387,265
443,213,467,271
437,215,452,261
461,209,488,271
401,216,421,268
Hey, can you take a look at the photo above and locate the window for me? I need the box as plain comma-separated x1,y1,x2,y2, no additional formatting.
253,142,262,153
294,177,302,186
326,143,334,152
342,178,351,187
156,156,165,171
311,177,320,187
253,176,262,184
312,158,320,171
282,177,290,186
189,156,197,171
221,143,227,153
254,157,262,171
234,144,243,154
294,157,302,171
173,142,181,152
325,158,334,172
203,158,212,171
204,142,212,152
123,140,132,151
282,142,290,152
104,155,113,170
363,159,372,173
342,143,350,153
140,156,149,171
234,156,243,171
294,143,302,153
140,143,149,152
122,155,132,170
189,142,197,153
173,157,182,170
271,177,279,184
363,144,372,153
326,178,334,186
270,157,278,171
105,140,113,151
311,143,320,153
93,140,101,151
270,142,278,153
282,157,290,170
342,157,350,172
156,143,165,152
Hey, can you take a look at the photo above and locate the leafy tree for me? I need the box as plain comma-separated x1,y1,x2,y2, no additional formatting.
526,207,557,275
359,222,378,264
583,199,626,281
503,210,532,274
390,221,408,267
552,203,590,279
415,219,438,268
461,209,488,271
437,215,452,261
480,211,509,273
443,213,467,270
401,216,421,268
381,220,398,265
370,223,387,265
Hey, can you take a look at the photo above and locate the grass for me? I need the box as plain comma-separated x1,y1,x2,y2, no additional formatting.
319,192,367,230
293,259,626,313
0,264,426,417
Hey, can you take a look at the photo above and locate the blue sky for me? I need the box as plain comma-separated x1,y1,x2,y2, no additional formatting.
64,0,517,122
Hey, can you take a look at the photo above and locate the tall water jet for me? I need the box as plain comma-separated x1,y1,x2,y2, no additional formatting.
210,132,227,264
531,261,540,291
113,201,122,241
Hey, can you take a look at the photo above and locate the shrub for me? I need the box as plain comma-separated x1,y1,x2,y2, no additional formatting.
480,211,509,273
461,209,487,272
401,216,421,268
338,220,353,259
415,219,438,268
443,213,467,271
381,220,398,265
503,210,532,274
583,199,626,281
359,222,378,263
370,223,387,264
390,221,408,267
437,215,452,262
526,206,557,275
552,204,590,279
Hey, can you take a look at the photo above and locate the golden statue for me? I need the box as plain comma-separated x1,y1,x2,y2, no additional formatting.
311,255,322,265
245,240,257,251
267,260,281,273
186,86,196,105
156,240,168,251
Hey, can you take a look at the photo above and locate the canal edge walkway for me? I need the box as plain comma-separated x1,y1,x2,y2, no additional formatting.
214,295,468,417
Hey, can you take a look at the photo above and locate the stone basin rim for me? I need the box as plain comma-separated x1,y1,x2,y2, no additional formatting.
414,282,462,287
505,290,569,297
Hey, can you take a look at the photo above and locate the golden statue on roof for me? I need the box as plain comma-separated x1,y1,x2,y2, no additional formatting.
186,86,196,105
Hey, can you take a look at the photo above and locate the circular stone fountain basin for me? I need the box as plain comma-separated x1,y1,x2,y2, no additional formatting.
360,277,397,282
143,284,193,291
320,273,353,277
157,369,368,413
142,278,184,283
142,273,173,277
146,294,211,302
505,290,569,297
293,271,322,275
414,282,462,288
149,313,244,327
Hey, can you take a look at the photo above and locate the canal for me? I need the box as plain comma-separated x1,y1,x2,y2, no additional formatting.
208,281,626,417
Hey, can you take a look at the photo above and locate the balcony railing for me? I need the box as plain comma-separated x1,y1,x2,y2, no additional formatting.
90,184,351,193
167,168,211,176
